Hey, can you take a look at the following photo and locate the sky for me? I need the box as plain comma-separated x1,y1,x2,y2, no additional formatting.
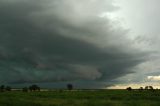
0,0,160,89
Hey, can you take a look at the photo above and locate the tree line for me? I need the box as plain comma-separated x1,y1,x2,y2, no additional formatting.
126,86,155,91
0,85,11,92
0,84,73,92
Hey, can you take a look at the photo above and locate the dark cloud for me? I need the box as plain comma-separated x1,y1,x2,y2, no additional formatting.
0,0,148,88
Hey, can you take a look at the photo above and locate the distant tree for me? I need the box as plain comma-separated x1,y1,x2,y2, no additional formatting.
149,86,154,90
29,85,40,91
0,85,5,92
5,86,11,91
22,87,28,92
145,86,149,90
37,86,40,91
126,87,132,91
145,86,154,91
67,84,73,90
139,87,143,91
29,86,32,91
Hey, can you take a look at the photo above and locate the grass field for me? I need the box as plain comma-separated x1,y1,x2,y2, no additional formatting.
0,90,160,106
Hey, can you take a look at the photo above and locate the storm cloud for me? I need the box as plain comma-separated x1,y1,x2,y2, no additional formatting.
0,0,148,88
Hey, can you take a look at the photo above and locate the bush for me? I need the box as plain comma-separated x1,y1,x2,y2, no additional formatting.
29,85,40,91
0,85,5,92
5,86,11,91
22,87,28,92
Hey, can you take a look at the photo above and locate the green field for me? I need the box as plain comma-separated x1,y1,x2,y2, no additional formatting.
0,90,160,106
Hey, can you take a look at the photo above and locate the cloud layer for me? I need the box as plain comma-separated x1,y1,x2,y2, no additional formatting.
0,0,148,88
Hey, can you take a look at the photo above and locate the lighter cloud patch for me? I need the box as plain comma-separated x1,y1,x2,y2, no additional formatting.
107,83,160,89
70,64,102,80
148,76,160,81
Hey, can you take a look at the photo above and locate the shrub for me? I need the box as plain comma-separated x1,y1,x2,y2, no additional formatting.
5,86,11,91
67,84,73,90
29,85,40,91
22,87,28,92
0,85,5,92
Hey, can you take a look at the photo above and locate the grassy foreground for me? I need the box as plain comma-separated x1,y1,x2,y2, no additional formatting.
0,90,160,106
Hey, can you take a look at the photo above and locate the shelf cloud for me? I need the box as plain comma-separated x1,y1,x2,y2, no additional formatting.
0,0,150,88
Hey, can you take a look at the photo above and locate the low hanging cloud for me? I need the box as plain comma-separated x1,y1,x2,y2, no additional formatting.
148,76,160,81
0,0,149,87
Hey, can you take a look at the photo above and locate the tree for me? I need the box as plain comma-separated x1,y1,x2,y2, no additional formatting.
5,86,11,91
139,87,143,91
67,84,73,90
126,87,132,91
149,86,154,90
29,85,40,91
145,86,154,91
0,85,5,92
145,86,149,90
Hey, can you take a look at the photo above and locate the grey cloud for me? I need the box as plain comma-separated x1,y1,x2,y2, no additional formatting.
0,0,148,88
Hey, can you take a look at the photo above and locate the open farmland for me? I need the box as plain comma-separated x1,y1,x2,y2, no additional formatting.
0,90,160,106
